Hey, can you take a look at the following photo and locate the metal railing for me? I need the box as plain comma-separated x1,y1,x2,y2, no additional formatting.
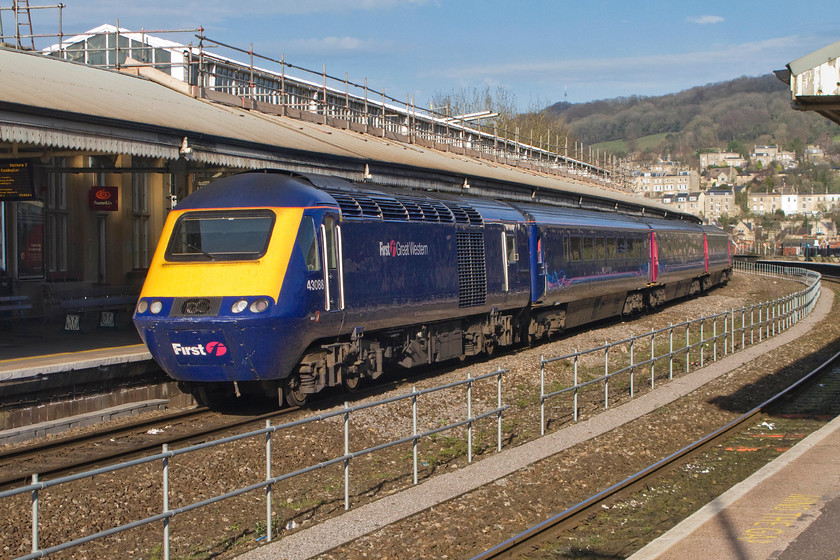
538,261,821,434
0,368,508,560
0,264,820,558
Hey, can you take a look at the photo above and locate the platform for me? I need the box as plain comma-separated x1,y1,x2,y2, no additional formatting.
0,318,177,434
0,318,149,381
630,413,840,560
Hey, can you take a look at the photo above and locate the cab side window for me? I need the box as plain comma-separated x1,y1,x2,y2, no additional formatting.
297,217,320,271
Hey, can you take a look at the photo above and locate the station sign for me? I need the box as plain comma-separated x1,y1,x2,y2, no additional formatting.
0,159,35,201
89,186,119,211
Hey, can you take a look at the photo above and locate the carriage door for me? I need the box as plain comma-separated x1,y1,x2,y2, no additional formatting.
528,224,546,302
320,214,345,312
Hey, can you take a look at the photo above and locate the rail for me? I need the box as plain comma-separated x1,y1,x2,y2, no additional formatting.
0,367,508,560
538,261,821,434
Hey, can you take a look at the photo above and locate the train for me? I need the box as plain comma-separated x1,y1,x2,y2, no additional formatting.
133,169,731,407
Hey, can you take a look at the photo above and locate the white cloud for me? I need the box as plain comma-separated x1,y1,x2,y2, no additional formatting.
687,15,725,25
431,35,813,102
286,36,396,55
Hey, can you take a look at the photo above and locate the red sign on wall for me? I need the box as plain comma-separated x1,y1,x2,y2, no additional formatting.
89,186,118,211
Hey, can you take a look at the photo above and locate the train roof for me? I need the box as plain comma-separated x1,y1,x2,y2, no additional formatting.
510,202,651,231
174,171,336,210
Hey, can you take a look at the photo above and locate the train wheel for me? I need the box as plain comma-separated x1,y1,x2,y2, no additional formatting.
193,383,231,409
283,376,309,407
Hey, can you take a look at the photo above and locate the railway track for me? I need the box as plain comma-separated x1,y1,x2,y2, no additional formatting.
0,405,300,491
0,364,450,492
472,348,840,560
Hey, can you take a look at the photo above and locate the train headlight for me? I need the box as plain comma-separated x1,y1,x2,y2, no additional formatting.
249,298,270,313
231,299,249,314
149,300,163,314
137,300,148,314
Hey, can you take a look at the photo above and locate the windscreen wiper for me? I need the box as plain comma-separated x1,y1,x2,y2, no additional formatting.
184,241,215,260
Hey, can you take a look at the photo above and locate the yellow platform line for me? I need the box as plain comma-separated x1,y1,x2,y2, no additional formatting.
0,344,149,366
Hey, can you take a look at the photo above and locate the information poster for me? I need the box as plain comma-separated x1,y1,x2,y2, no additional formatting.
17,200,44,279
0,202,5,275
0,160,35,201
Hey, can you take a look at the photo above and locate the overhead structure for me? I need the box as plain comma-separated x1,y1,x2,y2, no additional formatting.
776,39,840,126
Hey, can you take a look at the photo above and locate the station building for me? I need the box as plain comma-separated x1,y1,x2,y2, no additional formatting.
0,28,668,319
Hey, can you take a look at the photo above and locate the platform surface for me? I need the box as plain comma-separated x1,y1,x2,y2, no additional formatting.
630,413,840,560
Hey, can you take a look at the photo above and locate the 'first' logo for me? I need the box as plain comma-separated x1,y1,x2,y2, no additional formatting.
172,342,227,356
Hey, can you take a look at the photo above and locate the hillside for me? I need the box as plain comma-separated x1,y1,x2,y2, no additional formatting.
546,75,839,160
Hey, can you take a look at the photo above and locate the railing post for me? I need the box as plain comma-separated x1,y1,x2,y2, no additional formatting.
669,323,674,380
496,368,503,452
759,305,763,342
629,337,635,398
741,308,745,350
686,323,690,373
724,312,729,356
343,402,350,510
573,351,579,423
31,473,38,555
540,355,546,436
700,316,705,368
713,316,718,362
412,386,418,485
162,443,169,560
650,328,655,388
266,419,272,542
604,342,610,409
467,372,473,464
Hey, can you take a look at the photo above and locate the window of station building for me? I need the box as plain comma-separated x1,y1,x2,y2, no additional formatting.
46,159,68,276
132,169,151,269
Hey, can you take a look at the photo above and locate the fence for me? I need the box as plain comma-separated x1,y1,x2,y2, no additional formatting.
538,261,821,434
0,368,508,560
0,262,821,558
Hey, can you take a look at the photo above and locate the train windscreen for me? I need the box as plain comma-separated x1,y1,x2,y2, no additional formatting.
165,210,276,261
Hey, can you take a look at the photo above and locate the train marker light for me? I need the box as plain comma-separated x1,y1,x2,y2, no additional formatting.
150,301,163,314
231,299,249,314
250,298,269,313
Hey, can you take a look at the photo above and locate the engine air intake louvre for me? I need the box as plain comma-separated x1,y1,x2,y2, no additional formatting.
370,196,409,221
323,188,482,225
456,231,486,307
171,297,222,317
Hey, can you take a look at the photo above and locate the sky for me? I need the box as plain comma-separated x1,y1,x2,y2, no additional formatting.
8,0,840,111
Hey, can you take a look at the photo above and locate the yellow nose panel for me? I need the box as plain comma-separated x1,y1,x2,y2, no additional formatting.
140,207,304,300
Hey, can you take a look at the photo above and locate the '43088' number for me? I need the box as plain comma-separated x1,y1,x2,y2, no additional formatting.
306,279,325,291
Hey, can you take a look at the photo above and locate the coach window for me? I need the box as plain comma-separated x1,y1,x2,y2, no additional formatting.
569,237,582,261
297,217,320,271
583,238,594,261
595,237,605,260
505,232,518,263
607,237,617,259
